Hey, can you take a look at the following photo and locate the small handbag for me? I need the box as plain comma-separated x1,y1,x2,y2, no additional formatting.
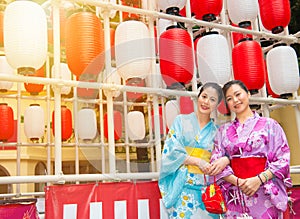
202,176,227,214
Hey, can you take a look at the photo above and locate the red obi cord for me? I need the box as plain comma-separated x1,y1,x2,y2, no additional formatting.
231,157,267,179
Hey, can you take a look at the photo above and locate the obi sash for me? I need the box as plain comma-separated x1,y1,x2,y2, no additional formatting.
231,157,267,179
185,146,211,174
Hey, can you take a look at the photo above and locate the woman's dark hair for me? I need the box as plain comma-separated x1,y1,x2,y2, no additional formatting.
222,80,249,97
198,82,223,104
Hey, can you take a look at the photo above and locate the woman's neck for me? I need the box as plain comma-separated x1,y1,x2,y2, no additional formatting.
196,112,211,129
236,108,254,124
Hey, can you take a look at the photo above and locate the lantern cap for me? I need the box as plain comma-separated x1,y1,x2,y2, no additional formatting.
238,21,251,28
30,103,40,107
273,43,287,48
260,38,274,48
167,82,185,90
18,67,35,75
0,103,8,106
238,37,253,43
202,31,219,36
202,14,216,22
166,6,180,15
166,25,182,30
272,26,284,34
250,89,258,95
280,93,292,99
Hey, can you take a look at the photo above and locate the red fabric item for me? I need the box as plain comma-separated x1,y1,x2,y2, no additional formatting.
202,182,227,214
231,157,267,179
0,201,38,219
45,181,163,219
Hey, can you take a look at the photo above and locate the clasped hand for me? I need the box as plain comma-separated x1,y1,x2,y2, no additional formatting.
237,177,261,196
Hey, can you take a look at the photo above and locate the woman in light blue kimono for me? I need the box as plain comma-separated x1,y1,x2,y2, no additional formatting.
158,82,229,219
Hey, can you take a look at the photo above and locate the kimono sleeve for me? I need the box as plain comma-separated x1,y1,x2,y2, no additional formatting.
158,115,189,208
211,124,234,181
159,115,188,179
267,119,292,187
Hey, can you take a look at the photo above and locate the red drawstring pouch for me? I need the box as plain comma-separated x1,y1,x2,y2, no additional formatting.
202,176,227,214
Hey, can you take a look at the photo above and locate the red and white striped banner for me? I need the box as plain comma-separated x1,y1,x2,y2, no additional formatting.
45,181,168,219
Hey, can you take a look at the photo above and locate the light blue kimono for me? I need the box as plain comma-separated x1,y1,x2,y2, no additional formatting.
158,112,220,219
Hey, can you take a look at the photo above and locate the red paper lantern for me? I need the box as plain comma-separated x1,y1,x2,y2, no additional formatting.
65,11,105,78
24,65,45,95
159,27,194,88
180,96,194,114
126,78,145,102
0,103,14,141
52,105,73,141
190,0,223,21
232,38,265,94
258,0,291,34
104,111,122,141
231,22,253,46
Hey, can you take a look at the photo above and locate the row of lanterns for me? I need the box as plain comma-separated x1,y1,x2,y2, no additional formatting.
0,96,198,143
0,103,150,142
0,0,297,97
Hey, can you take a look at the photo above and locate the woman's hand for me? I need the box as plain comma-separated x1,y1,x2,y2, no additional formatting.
238,176,261,196
207,156,230,175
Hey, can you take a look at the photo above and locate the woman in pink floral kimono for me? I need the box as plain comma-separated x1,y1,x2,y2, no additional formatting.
210,80,292,218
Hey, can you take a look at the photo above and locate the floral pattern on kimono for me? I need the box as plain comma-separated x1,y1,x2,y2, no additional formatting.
158,112,221,219
211,112,292,219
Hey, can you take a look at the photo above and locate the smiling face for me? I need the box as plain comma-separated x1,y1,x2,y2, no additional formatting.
224,83,251,115
197,86,219,115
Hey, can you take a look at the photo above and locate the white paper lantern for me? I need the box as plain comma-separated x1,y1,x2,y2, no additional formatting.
0,56,14,92
24,104,45,141
197,32,231,85
127,111,145,140
266,44,299,95
157,0,186,13
115,20,152,81
51,63,72,95
103,67,121,98
165,100,179,128
227,0,258,26
78,108,97,141
4,1,47,75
